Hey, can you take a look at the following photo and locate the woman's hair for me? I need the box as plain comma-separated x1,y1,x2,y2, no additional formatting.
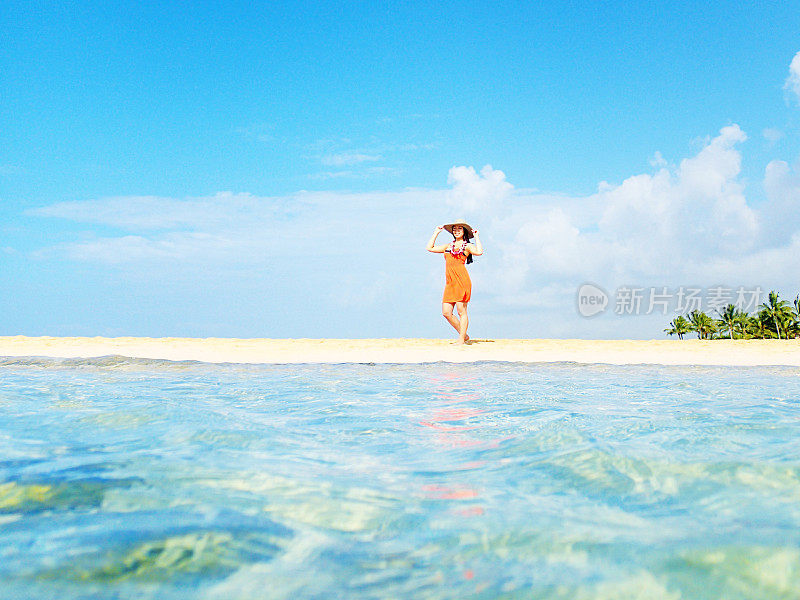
451,230,474,264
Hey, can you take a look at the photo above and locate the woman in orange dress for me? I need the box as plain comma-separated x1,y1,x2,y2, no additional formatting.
426,220,483,344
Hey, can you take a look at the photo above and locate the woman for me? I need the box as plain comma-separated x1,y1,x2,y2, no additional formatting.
426,219,483,344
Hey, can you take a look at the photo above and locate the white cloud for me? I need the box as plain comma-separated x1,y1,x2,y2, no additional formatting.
692,233,800,288
29,192,298,231
30,188,448,265
51,233,238,263
763,128,783,143
785,51,800,103
310,170,361,180
320,152,382,167
32,128,792,290
446,165,513,212
310,166,400,180
25,124,800,338
308,139,435,178
649,151,667,168
336,272,394,307
485,125,793,299
762,159,800,247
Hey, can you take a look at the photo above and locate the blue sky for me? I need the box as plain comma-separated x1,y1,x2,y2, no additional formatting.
2,1,800,338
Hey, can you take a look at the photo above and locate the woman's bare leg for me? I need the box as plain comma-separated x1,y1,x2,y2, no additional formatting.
442,302,461,334
456,302,469,343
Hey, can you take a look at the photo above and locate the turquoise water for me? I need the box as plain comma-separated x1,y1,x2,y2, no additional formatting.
1,358,799,599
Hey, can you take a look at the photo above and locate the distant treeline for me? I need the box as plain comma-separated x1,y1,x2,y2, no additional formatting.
665,291,800,340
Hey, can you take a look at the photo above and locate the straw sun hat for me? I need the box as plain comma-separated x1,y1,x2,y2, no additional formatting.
443,219,474,238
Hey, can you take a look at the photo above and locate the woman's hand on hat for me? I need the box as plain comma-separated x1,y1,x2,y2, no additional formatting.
436,225,444,231
472,229,479,236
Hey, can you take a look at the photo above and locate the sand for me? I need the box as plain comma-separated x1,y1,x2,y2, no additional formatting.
0,336,799,366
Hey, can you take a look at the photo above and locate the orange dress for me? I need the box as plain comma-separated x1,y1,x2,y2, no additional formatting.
442,242,472,303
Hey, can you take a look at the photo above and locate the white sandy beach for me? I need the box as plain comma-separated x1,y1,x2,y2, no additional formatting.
0,336,799,366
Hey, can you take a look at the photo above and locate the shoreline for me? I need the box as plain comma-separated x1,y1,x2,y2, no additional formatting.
0,336,799,366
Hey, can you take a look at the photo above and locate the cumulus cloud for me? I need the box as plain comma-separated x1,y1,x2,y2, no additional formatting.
785,51,800,103
763,159,800,247
603,124,757,257
33,128,794,291
25,125,800,337
484,124,796,301
446,165,513,212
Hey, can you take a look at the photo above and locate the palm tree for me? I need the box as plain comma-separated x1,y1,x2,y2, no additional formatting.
760,291,792,339
786,319,800,339
751,309,777,339
716,304,739,339
688,310,716,340
785,296,800,339
733,311,751,339
665,315,691,340
663,290,800,340
790,295,800,339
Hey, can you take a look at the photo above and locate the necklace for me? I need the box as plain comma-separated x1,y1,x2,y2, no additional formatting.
449,241,467,256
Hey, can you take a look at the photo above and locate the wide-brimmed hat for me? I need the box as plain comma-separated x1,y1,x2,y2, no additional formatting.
443,219,474,237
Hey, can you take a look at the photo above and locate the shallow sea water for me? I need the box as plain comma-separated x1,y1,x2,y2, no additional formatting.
1,357,799,599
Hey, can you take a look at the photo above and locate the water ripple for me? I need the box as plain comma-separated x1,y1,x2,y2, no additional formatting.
0,360,799,597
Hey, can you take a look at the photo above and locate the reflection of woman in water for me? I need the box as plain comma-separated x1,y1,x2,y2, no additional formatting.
426,220,483,344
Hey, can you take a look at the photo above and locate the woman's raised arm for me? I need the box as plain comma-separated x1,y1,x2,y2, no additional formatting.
426,226,448,253
467,230,483,256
